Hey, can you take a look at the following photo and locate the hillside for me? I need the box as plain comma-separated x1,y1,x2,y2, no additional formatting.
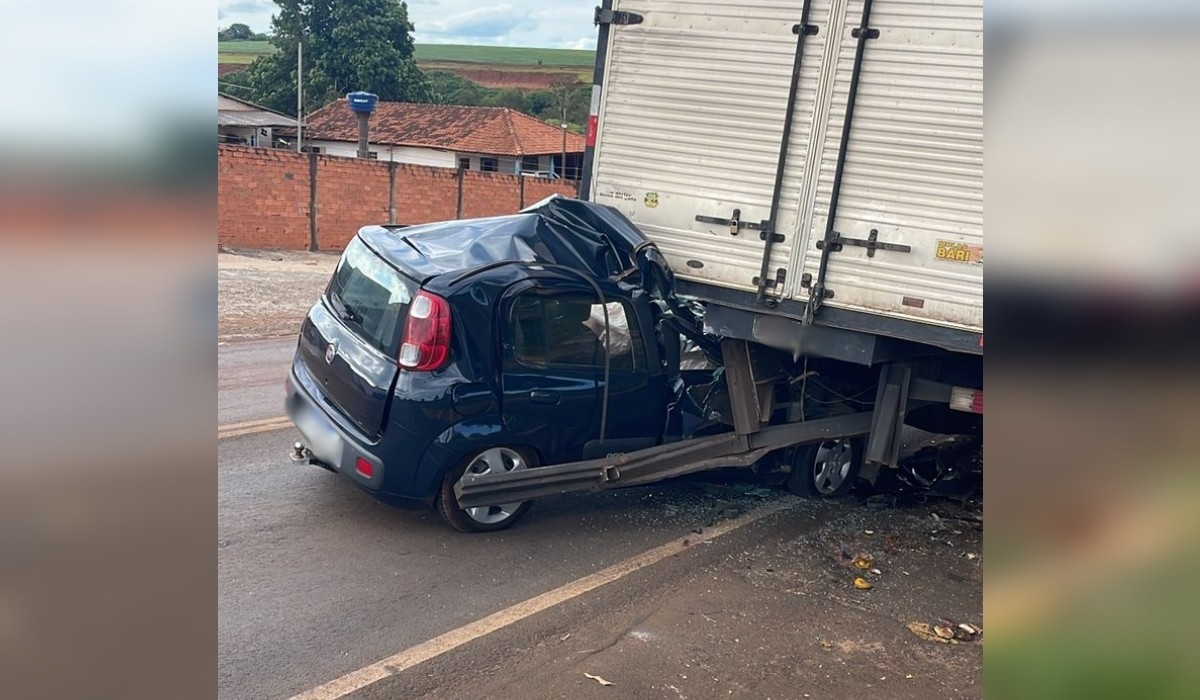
218,41,595,88
413,44,593,66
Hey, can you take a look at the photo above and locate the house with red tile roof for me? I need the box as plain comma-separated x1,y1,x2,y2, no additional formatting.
302,101,586,179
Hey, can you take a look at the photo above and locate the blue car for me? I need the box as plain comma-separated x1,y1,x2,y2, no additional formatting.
285,197,716,531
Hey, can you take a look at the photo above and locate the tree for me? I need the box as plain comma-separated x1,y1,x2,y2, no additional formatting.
481,88,529,113
421,73,585,131
426,71,483,106
218,23,255,40
241,0,429,116
524,90,554,115
546,75,587,130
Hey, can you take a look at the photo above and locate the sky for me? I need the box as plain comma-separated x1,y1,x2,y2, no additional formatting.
217,0,599,49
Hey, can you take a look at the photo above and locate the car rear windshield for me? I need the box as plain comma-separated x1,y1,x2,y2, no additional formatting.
326,237,417,355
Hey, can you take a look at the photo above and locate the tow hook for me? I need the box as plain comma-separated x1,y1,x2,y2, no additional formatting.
290,442,310,463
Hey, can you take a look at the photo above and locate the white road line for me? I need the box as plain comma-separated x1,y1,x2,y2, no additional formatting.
288,499,792,700
217,416,293,440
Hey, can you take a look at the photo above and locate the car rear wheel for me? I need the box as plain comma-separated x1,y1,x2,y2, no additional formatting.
785,437,863,498
438,447,534,533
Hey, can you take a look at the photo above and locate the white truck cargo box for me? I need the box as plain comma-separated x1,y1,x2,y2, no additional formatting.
586,0,982,337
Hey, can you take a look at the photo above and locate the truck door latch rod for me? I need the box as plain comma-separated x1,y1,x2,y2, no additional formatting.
816,229,911,258
695,209,766,235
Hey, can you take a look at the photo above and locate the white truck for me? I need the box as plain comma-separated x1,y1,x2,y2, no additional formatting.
456,0,982,507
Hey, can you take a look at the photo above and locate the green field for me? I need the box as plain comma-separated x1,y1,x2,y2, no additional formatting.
413,44,593,66
218,41,594,67
217,40,274,64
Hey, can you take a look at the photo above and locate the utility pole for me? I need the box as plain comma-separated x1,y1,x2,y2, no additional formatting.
560,99,567,180
550,75,576,179
296,40,304,153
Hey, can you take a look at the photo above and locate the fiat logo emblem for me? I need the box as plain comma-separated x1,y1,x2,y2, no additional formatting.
325,343,337,364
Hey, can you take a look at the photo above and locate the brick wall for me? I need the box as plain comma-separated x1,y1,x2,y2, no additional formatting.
461,171,518,219
217,145,579,251
313,154,390,250
394,164,459,225
525,177,578,207
218,145,311,250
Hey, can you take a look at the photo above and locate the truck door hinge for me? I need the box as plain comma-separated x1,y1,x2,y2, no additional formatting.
815,229,911,258
759,226,785,244
595,8,644,26
695,210,765,236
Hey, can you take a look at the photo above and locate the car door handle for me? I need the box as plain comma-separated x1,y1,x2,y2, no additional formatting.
528,390,561,405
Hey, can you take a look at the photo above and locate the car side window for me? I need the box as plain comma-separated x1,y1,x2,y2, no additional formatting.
510,293,643,371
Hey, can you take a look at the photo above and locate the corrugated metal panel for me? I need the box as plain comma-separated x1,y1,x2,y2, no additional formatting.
591,0,982,333
217,111,298,128
789,0,983,331
218,94,298,127
591,0,835,292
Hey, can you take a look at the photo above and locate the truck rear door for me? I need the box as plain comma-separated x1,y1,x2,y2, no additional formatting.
587,0,835,293
586,0,983,335
791,0,982,330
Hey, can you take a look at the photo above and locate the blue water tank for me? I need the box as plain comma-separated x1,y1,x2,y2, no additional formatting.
346,92,378,113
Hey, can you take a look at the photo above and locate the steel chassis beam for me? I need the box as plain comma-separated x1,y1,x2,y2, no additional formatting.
455,411,874,508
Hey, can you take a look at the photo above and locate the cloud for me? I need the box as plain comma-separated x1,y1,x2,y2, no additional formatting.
216,0,596,48
217,0,276,29
422,5,536,40
565,36,596,51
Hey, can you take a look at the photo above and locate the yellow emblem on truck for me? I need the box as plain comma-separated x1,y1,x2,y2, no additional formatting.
644,191,659,208
935,240,982,265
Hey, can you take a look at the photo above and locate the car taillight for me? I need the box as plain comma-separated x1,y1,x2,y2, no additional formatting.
949,386,983,414
399,291,451,370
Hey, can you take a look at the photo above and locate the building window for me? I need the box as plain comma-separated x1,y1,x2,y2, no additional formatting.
521,156,539,173
458,157,470,170
552,154,584,180
480,157,498,173
365,151,379,160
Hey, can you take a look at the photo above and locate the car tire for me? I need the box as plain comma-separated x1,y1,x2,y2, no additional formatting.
785,437,863,498
437,446,535,533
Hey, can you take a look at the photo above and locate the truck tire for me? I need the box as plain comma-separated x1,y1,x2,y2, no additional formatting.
785,437,863,498
438,446,534,533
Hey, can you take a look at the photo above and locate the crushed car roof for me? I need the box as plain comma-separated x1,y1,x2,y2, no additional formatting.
357,196,653,284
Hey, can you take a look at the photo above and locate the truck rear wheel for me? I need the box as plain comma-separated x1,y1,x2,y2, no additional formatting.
785,437,863,498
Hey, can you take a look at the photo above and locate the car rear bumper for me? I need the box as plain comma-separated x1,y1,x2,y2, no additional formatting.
285,368,385,492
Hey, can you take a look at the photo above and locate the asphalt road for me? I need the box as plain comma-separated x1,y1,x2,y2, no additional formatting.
218,338,982,700
217,337,297,426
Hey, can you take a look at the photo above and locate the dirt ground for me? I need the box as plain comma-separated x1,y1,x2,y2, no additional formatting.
565,495,984,700
351,483,983,700
217,248,339,341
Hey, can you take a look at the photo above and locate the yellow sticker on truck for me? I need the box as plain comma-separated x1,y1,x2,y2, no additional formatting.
935,240,983,265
